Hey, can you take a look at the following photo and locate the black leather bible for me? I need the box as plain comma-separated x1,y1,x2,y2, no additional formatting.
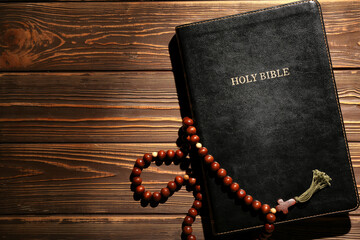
175,0,359,235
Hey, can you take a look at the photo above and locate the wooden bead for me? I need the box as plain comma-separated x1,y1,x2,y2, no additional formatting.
143,153,152,163
210,162,220,171
166,150,175,159
194,185,201,192
230,182,240,192
270,208,277,214
157,150,166,160
198,147,208,156
135,185,145,195
152,192,162,202
152,152,158,158
266,213,276,223
190,135,200,144
264,223,275,233
187,235,196,240
183,174,190,181
188,177,196,186
186,126,197,135
183,226,192,235
244,195,253,205
132,176,142,186
143,191,152,201
135,158,145,168
204,155,214,164
195,192,203,201
132,167,142,176
168,181,177,192
193,200,202,210
161,187,170,198
188,208,198,218
183,216,194,225
236,189,246,199
175,176,184,186
196,142,202,148
252,200,262,210
217,168,227,178
223,176,233,186
176,149,184,159
261,204,271,214
183,117,194,126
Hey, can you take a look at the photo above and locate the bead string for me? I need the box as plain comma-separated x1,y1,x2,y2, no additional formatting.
130,117,277,240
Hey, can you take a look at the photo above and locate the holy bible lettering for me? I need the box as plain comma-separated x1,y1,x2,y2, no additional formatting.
231,67,290,86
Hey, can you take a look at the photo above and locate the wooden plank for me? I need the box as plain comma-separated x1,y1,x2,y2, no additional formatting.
0,143,197,214
0,215,204,240
337,70,360,142
0,142,360,215
0,214,360,240
1,70,360,143
0,71,182,143
0,1,359,71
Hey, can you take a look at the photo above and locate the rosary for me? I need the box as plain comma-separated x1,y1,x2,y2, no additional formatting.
130,117,332,240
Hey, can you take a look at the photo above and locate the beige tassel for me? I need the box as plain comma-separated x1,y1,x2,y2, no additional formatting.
294,169,332,203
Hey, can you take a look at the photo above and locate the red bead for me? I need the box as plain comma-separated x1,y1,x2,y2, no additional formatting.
166,150,175,159
168,181,177,192
190,135,200,144
236,189,246,199
261,204,271,214
195,192,202,200
252,200,262,210
183,216,194,225
132,167,142,176
143,191,152,201
193,200,202,210
183,117,194,126
204,155,214,164
158,150,166,160
132,176,142,186
244,195,253,205
161,187,170,198
135,185,145,195
266,213,276,223
230,182,240,192
187,235,196,240
264,223,275,233
198,147,208,156
176,149,184,159
195,185,201,192
175,176,184,186
188,208,198,218
186,126,197,135
210,162,220,171
186,135,191,142
152,192,162,202
217,168,227,178
143,153,152,163
188,177,197,186
135,158,145,168
223,176,233,186
183,226,192,235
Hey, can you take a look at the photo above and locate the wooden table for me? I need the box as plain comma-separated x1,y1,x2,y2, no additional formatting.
0,1,359,239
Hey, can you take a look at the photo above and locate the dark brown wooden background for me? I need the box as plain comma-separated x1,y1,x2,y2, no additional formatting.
0,0,359,239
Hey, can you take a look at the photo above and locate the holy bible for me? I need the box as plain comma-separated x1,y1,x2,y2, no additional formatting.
175,0,359,236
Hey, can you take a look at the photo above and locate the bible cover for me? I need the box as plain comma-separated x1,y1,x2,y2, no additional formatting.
175,0,359,235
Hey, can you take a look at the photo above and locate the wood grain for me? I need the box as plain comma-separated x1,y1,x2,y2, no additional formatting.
0,1,359,71
0,214,359,240
0,142,359,215
0,143,197,214
1,70,360,143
